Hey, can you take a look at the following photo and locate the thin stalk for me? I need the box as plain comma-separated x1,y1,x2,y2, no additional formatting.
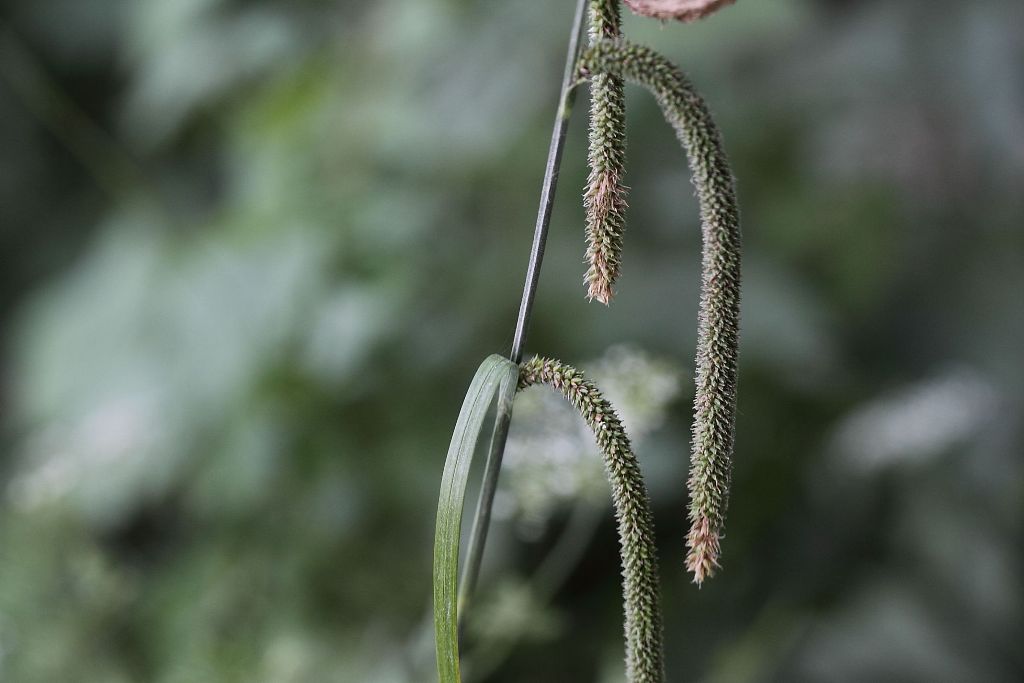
457,0,589,619
510,0,588,365
456,390,513,615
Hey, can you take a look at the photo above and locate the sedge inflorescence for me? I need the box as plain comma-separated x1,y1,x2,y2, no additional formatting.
435,2,742,681
519,356,665,682
578,24,741,583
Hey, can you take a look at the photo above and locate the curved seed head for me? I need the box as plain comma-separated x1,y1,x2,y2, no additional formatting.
519,355,665,681
577,40,742,586
584,2,629,305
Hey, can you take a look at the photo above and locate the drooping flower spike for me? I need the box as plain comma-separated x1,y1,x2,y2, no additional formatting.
584,1,629,304
577,39,742,584
519,356,664,682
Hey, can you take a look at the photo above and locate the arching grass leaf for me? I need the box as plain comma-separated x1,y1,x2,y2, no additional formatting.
433,354,518,682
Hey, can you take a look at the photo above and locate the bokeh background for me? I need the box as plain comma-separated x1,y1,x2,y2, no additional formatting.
1,1,1022,681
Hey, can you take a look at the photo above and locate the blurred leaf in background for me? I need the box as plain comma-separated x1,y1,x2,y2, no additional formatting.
0,1,1022,681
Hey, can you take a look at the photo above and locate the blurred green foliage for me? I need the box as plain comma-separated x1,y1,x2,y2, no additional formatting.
0,1,1022,681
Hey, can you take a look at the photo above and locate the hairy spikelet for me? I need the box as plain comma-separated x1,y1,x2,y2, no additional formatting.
577,40,742,584
519,356,665,683
584,1,629,304
624,0,736,22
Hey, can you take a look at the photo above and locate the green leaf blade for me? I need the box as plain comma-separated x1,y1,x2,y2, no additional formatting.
433,354,518,683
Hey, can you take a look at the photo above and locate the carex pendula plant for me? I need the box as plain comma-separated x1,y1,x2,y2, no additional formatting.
433,1,742,681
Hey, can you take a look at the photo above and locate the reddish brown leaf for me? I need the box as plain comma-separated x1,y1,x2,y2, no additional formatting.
624,0,736,22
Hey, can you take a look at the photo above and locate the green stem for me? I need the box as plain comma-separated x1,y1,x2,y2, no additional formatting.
456,391,513,617
457,0,590,620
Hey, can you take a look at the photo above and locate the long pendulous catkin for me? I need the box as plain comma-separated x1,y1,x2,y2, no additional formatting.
577,40,741,585
584,1,629,304
519,356,665,682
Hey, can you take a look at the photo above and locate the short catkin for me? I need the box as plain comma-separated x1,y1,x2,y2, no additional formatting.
577,40,742,584
519,356,665,683
584,0,629,304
